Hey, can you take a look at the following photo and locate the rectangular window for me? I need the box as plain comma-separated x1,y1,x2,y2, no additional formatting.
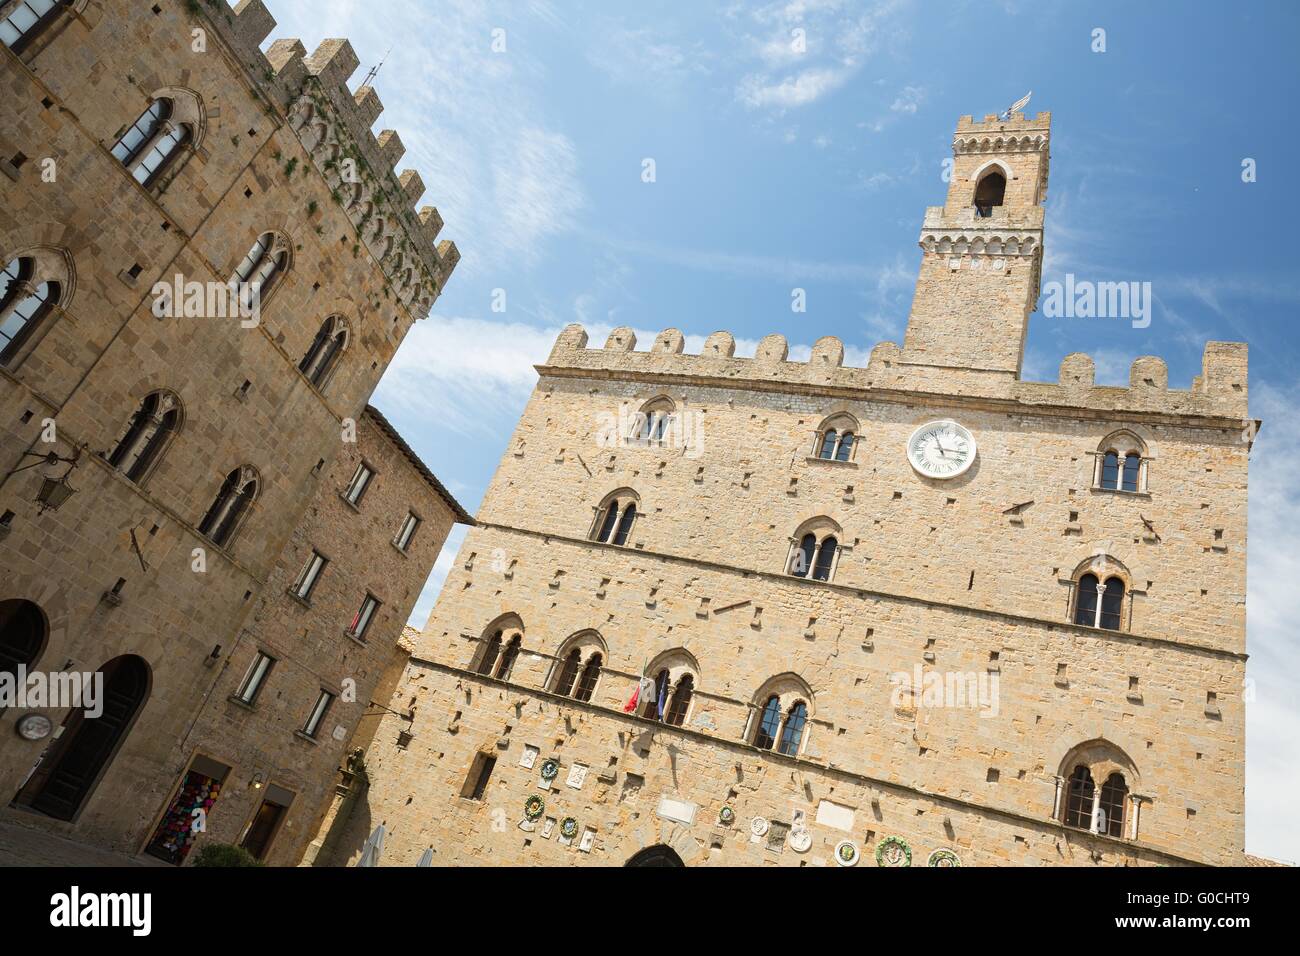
460,752,497,801
302,690,335,739
349,594,380,640
394,512,420,551
344,462,373,505
291,550,327,600
236,652,275,704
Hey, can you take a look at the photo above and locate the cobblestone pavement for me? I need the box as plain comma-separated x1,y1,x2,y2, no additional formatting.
0,820,167,867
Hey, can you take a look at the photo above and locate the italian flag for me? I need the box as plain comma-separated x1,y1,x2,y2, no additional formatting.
623,661,656,713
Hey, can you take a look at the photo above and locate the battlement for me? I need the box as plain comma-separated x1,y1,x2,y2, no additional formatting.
542,325,1249,423
957,111,1052,131
206,1,459,319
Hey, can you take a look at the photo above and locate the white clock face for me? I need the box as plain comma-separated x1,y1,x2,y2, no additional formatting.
907,420,977,479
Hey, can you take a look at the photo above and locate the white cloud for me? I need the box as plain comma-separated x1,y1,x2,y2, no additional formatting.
1244,382,1300,863
261,0,583,275
889,84,926,113
731,0,912,114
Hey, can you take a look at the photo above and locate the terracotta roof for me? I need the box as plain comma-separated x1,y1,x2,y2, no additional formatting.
364,405,473,525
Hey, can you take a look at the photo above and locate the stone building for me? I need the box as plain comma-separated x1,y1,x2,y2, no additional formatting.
324,111,1252,867
0,0,464,863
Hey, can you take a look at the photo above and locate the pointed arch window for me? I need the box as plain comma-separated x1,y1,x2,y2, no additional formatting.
300,315,347,388
231,232,290,308
112,99,191,188
0,256,60,368
974,170,1006,217
1063,765,1095,829
0,0,71,54
592,490,639,547
630,398,675,447
553,649,582,698
475,631,503,676
1098,772,1129,838
107,390,181,484
574,653,602,703
197,466,258,548
495,634,522,681
665,674,693,727
753,695,782,750
777,701,808,756
811,537,837,582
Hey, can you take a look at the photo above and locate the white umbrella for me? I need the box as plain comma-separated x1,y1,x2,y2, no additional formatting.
416,847,434,867
355,824,386,867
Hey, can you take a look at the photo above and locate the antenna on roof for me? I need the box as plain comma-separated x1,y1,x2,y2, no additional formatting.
362,46,393,88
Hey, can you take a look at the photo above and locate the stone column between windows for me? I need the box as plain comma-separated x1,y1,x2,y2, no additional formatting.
1089,784,1103,834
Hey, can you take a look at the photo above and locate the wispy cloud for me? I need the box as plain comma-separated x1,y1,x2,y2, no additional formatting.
730,0,912,114
262,0,583,275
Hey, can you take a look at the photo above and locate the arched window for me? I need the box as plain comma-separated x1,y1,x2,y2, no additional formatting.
753,695,782,750
786,518,843,582
107,390,181,484
1,0,73,55
1098,772,1129,838
111,98,191,188
553,648,581,698
1055,739,1139,839
1073,572,1126,631
574,653,602,702
591,489,639,547
230,232,290,309
1095,430,1148,493
777,701,808,756
495,634,522,681
0,255,60,368
299,315,348,388
549,631,606,701
475,631,502,676
1063,765,1094,829
630,397,675,447
811,536,837,582
974,170,1006,217
665,674,694,727
197,465,258,548
0,598,48,680
814,414,859,462
749,675,815,756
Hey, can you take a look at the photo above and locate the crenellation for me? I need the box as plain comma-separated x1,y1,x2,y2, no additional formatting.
231,0,277,47
541,325,1248,421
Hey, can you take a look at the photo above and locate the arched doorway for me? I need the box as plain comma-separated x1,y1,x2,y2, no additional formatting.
0,598,47,677
625,844,685,867
16,654,150,821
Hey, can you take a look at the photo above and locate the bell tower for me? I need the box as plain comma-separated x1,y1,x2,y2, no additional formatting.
900,110,1050,379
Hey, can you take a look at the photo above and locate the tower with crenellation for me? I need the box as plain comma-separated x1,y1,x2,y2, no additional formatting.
314,113,1250,868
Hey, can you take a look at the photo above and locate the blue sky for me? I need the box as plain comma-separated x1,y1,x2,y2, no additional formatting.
259,0,1300,861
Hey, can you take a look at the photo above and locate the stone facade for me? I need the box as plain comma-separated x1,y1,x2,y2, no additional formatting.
325,112,1251,868
0,0,465,863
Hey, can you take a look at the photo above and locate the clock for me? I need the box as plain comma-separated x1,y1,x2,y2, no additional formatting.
907,420,977,479
16,713,52,741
